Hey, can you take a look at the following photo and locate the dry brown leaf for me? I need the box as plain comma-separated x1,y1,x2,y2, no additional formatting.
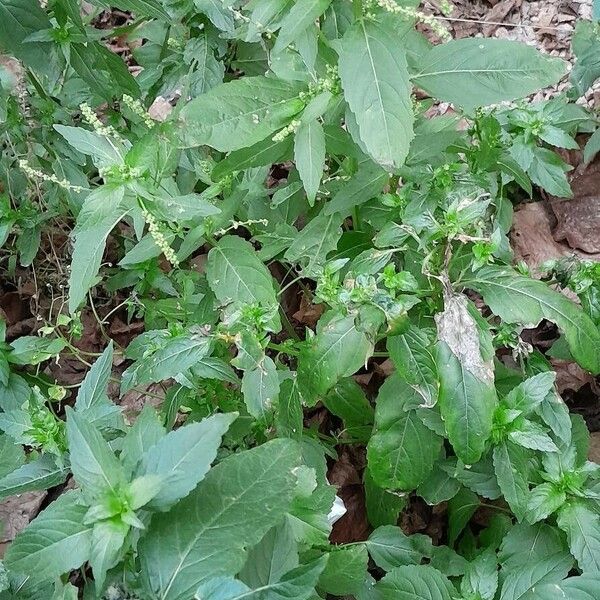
551,196,600,254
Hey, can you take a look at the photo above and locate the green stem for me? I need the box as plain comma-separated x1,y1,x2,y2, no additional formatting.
353,0,363,19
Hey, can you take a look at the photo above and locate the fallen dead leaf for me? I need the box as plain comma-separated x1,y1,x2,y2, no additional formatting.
551,196,600,254
550,358,595,394
589,431,600,463
0,491,46,557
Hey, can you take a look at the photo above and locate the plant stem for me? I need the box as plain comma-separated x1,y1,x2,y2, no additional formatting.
353,0,363,19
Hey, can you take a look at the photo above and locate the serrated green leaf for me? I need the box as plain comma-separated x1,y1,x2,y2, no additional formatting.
239,522,298,588
121,331,212,393
323,160,388,217
557,501,600,573
273,0,331,53
179,77,304,151
493,441,530,521
365,525,432,571
66,407,125,501
413,39,566,109
121,405,165,475
207,236,280,330
467,266,600,374
418,460,461,505
525,483,566,524
75,342,113,411
139,439,301,600
387,326,438,407
318,545,367,596
499,552,573,600
297,311,373,405
140,413,236,511
0,454,68,500
196,557,327,600
521,573,600,600
364,468,406,529
367,375,442,490
284,211,343,276
241,356,280,419
437,341,496,464
337,20,413,169
462,549,498,600
528,146,572,198
5,490,92,582
374,565,455,600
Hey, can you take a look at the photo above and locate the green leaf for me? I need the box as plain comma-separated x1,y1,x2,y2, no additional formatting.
273,0,332,53
467,266,600,374
194,0,234,31
284,211,344,276
196,557,327,600
528,146,572,198
0,0,60,76
461,549,498,600
505,372,556,413
89,518,128,591
374,565,455,600
297,311,373,405
365,525,432,571
241,356,280,419
318,546,367,596
388,326,438,407
324,160,389,217
0,434,24,477
323,378,374,429
140,413,236,510
413,39,566,109
525,483,566,524
5,490,92,582
367,375,442,490
0,455,68,499
508,419,558,453
364,467,406,529
66,407,125,501
499,552,573,600
583,126,600,164
557,501,600,573
207,236,280,330
89,0,170,20
294,119,325,204
239,522,298,588
68,185,128,314
179,77,304,151
75,342,113,411
53,125,125,167
437,341,496,464
417,460,461,505
213,136,293,180
121,405,165,474
337,20,413,169
499,523,569,571
521,573,600,600
121,331,212,393
493,442,530,521
139,439,301,600
448,487,479,545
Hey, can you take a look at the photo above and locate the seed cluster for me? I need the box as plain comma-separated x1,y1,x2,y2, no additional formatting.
142,209,180,267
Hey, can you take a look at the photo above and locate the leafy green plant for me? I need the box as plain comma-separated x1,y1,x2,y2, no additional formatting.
1,0,600,598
